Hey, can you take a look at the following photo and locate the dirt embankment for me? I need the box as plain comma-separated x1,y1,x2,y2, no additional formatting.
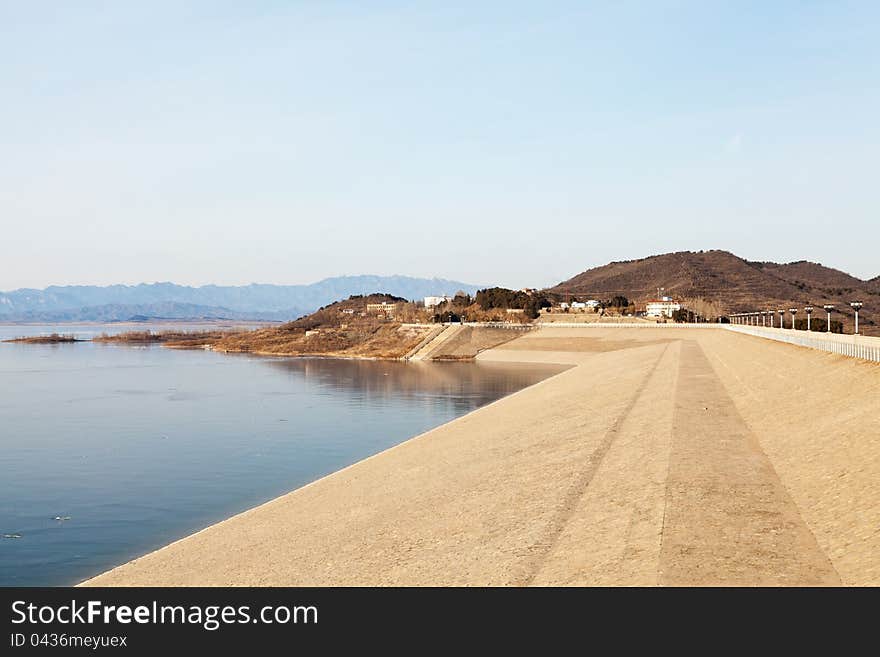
426,327,526,360
211,322,432,359
93,324,534,360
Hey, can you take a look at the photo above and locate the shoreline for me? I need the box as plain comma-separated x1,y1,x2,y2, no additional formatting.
79,348,577,586
82,326,880,586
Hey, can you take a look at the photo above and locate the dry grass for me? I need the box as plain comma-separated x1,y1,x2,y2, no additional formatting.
94,330,230,348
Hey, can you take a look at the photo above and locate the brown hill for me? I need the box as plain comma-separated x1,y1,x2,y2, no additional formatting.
754,260,868,296
210,293,431,358
549,250,878,334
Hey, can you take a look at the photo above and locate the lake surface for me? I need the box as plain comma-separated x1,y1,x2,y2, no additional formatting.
0,324,564,586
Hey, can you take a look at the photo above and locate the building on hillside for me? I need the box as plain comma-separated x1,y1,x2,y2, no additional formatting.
424,295,453,308
571,301,587,311
645,296,681,318
366,302,400,317
585,299,600,308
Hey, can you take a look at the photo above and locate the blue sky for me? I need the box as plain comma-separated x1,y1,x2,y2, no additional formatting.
2,1,878,289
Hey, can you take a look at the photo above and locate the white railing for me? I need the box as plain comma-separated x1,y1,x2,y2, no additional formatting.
536,322,718,329
725,325,880,363
462,322,537,331
534,321,880,362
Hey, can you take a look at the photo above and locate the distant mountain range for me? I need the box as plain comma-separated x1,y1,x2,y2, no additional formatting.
0,276,482,323
550,250,878,333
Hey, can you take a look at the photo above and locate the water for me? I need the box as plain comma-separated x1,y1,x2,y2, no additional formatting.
0,324,564,586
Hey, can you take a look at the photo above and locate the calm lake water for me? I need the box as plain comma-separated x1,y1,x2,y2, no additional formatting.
0,323,563,586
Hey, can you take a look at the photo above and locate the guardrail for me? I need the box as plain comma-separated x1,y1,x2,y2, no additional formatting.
725,325,880,363
402,322,536,330
536,322,719,329
464,322,537,331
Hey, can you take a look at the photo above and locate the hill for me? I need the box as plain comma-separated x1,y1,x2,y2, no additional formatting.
0,275,481,322
549,250,877,334
752,260,869,296
210,294,431,358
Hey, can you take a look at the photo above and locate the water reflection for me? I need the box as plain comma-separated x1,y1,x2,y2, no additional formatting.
259,357,565,408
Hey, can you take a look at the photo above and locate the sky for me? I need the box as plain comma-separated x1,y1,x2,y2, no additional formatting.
1,1,878,291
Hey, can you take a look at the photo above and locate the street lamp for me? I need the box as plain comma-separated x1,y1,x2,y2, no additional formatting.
823,304,834,333
778,309,785,329
789,308,798,330
850,301,863,334
804,306,813,332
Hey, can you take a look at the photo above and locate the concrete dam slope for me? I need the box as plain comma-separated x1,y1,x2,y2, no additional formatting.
83,327,880,586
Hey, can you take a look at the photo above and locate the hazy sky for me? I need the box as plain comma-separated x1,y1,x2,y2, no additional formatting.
2,1,878,290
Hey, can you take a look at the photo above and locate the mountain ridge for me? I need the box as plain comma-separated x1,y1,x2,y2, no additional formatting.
0,275,483,322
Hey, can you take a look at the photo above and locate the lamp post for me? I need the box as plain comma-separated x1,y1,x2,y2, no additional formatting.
778,310,785,329
823,304,834,333
789,308,798,330
805,306,813,332
850,301,863,334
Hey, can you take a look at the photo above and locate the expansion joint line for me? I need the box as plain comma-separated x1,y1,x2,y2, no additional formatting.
656,339,686,584
519,342,672,585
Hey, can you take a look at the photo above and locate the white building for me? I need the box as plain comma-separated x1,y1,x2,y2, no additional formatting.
424,295,454,308
645,296,681,318
585,299,600,308
571,302,587,311
366,301,400,317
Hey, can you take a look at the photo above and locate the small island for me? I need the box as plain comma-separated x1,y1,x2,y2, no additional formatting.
93,330,229,349
4,333,83,344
